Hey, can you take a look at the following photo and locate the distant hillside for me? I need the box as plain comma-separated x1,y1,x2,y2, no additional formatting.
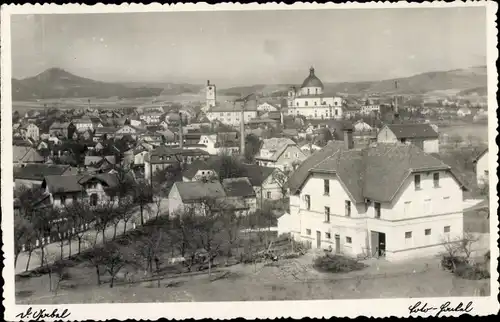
219,66,488,97
12,68,165,100
456,86,488,97
121,82,205,95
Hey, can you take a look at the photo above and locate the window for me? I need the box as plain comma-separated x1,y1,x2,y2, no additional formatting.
345,200,351,217
314,102,317,106
307,89,310,95
405,231,412,239
325,207,331,223
304,195,311,210
295,152,299,158
414,174,421,190
425,229,431,236
306,229,311,236
346,236,352,244
266,191,271,199
484,170,489,176
60,195,67,205
334,109,339,116
305,101,308,107
443,196,450,200
444,226,451,233
433,172,440,187
315,89,318,94
374,202,381,218
324,179,330,195
325,232,331,239
285,152,290,159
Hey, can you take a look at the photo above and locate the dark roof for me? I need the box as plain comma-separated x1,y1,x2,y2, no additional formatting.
43,175,85,193
222,177,256,198
240,164,276,186
385,123,438,139
14,164,71,181
146,146,209,163
174,181,226,203
289,142,462,203
301,67,324,89
473,148,488,163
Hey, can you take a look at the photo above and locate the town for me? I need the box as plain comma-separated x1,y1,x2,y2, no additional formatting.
12,65,491,303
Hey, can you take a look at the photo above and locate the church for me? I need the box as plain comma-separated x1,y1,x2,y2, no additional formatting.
287,67,344,119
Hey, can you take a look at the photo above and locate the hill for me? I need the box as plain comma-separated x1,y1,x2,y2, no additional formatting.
12,68,165,100
219,66,488,98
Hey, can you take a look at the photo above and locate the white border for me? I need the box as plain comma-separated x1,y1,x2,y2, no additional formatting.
1,2,498,320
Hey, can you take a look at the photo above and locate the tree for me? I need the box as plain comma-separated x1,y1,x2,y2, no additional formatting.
449,134,464,148
92,198,118,244
133,181,153,226
101,242,137,288
217,155,247,182
63,201,93,255
14,213,35,269
244,134,261,163
272,169,289,200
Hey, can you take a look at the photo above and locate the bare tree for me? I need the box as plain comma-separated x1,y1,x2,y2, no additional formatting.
101,242,137,288
92,198,118,244
272,169,289,201
14,213,34,269
64,200,93,255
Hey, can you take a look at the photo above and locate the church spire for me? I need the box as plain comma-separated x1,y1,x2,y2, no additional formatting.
309,66,315,76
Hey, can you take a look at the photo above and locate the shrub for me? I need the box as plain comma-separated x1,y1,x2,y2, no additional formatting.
313,254,366,273
441,255,468,271
454,263,490,280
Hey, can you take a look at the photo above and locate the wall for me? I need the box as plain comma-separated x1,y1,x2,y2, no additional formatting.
377,126,398,143
422,138,439,153
14,178,43,189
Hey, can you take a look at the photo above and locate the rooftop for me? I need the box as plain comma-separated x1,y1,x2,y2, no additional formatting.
384,123,438,139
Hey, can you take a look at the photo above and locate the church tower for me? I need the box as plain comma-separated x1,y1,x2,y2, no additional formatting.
206,80,216,109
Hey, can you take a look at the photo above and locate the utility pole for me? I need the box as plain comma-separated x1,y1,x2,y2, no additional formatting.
239,99,246,158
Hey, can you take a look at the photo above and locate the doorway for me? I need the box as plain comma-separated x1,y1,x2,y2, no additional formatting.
370,231,386,258
316,231,321,249
335,234,340,253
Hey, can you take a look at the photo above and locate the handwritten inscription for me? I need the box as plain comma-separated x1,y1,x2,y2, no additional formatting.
16,307,71,321
408,301,474,317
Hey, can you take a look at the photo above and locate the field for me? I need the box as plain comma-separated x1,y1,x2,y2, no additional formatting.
439,123,489,143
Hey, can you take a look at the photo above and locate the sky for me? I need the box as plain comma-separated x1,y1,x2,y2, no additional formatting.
10,7,487,87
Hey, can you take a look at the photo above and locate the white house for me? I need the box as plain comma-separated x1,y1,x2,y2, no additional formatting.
457,107,472,117
377,123,439,154
73,116,94,132
286,67,343,119
283,139,467,261
257,102,279,112
23,123,40,141
299,142,322,153
168,181,227,216
473,148,489,186
353,120,373,132
206,101,258,127
255,138,307,172
140,111,163,124
198,133,240,155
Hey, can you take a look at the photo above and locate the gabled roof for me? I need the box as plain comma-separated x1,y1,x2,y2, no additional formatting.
222,177,256,198
173,181,226,203
84,155,116,167
473,148,488,163
240,164,276,186
384,123,438,139
43,174,85,194
14,164,72,181
13,146,44,163
289,142,461,203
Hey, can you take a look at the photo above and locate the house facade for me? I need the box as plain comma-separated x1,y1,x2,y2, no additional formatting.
377,123,439,154
206,102,258,127
474,148,489,186
255,138,307,171
284,140,466,261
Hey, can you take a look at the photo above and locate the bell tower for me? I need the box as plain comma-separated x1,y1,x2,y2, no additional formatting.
206,80,216,109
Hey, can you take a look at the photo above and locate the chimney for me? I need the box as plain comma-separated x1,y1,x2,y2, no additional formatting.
343,128,354,150
178,112,183,149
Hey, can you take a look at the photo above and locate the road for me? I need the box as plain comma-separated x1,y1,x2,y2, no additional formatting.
15,198,169,275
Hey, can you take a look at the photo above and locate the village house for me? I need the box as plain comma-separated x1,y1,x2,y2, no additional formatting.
168,181,227,216
181,159,218,182
93,127,117,141
140,111,164,124
13,146,45,167
49,122,73,138
457,106,472,117
473,148,489,186
222,177,258,215
40,173,120,208
84,155,116,173
257,102,280,112
73,116,94,132
241,164,285,202
198,132,240,155
14,164,78,189
282,134,467,261
377,123,439,153
361,99,381,115
299,142,322,153
206,100,258,127
114,124,144,140
255,138,307,171
19,123,40,141
353,119,373,132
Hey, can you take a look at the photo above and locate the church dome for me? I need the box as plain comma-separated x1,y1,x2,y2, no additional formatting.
301,67,324,89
